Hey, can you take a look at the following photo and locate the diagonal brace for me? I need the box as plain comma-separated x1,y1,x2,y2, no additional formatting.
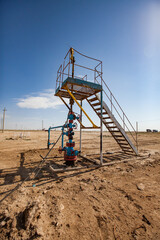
65,86,98,128
58,94,85,128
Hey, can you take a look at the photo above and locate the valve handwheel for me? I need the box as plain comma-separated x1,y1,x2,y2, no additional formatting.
74,122,78,129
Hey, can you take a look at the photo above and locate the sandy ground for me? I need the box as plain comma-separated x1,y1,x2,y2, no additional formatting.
0,130,160,240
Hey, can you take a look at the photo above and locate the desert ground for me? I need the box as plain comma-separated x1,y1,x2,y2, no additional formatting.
0,130,160,240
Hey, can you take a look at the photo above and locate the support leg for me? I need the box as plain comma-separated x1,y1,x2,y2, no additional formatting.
48,128,50,149
80,100,82,152
100,90,103,165
62,128,64,148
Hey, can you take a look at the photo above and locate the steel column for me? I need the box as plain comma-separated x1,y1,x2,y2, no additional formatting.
48,128,51,149
80,100,82,152
61,128,64,148
100,90,103,165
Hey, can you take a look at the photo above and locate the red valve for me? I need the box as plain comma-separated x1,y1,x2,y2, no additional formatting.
66,142,75,147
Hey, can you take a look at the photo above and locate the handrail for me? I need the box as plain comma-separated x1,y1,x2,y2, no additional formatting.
73,48,102,63
102,78,135,131
57,72,88,82
104,87,137,143
94,69,137,146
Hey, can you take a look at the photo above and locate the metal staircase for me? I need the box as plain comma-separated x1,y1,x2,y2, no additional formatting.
87,94,138,155
55,48,138,157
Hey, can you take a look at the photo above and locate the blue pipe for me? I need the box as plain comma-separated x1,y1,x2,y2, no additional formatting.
47,125,66,148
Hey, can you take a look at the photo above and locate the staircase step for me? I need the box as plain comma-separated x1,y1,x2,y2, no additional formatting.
98,112,108,116
88,97,98,102
105,121,114,124
121,146,131,150
96,110,107,114
95,107,102,111
124,150,134,153
103,117,111,120
107,126,118,129
115,136,125,138
110,132,121,134
114,135,126,141
115,138,127,142
119,143,129,146
109,130,120,132
88,94,137,155
92,102,101,106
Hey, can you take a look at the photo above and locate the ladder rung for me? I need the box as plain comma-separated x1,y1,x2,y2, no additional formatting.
119,143,129,146
107,126,118,129
88,97,98,102
92,102,101,106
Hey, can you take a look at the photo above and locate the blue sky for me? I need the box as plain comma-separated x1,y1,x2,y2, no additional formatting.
0,0,160,131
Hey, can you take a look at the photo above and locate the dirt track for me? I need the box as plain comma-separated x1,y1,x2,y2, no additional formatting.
0,131,160,240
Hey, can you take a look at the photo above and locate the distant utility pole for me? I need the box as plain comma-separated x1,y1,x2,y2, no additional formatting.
42,120,44,130
2,107,7,133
